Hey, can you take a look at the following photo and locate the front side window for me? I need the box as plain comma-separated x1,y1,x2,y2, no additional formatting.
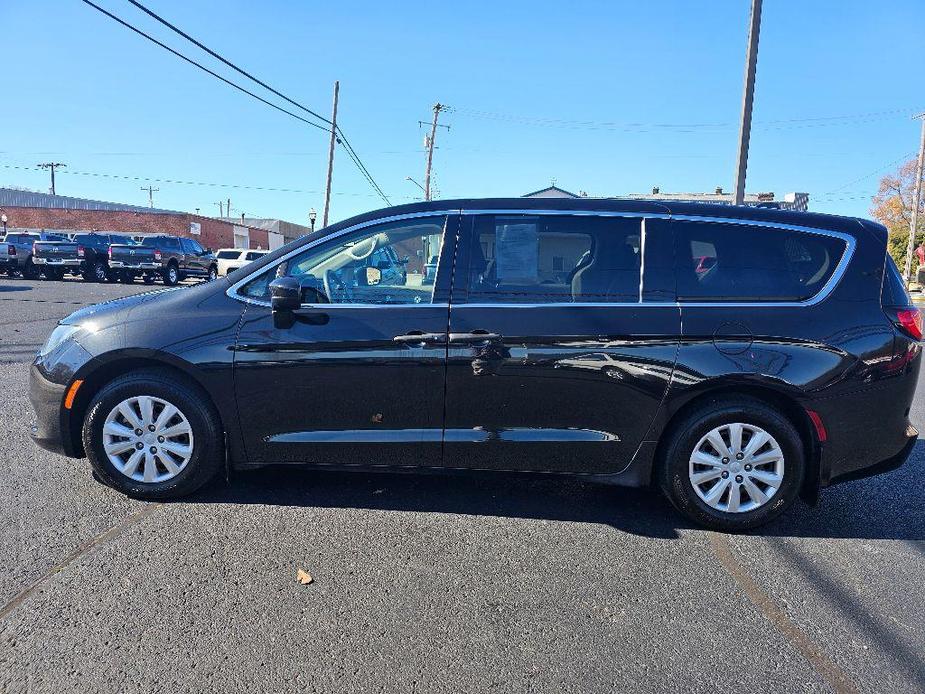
465,214,641,304
239,216,447,305
673,221,846,302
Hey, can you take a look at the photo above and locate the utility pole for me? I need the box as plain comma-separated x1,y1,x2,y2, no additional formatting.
423,103,444,201
37,162,66,196
322,80,340,228
141,185,159,208
732,0,762,206
903,113,925,282
215,201,224,217
226,198,232,217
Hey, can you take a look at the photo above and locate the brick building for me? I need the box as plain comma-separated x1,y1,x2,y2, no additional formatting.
0,188,302,250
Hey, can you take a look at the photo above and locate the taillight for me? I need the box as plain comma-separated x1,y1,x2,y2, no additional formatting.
8,244,16,256
154,249,162,261
107,246,112,259
891,307,923,341
78,245,86,257
32,242,37,253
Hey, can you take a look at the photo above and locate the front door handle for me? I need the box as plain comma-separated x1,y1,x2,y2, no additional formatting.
393,331,446,345
447,331,502,344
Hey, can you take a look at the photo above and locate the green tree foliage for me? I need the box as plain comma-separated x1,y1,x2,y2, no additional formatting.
871,158,925,271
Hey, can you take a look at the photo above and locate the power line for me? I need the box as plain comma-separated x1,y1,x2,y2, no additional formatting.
125,0,332,127
0,162,415,200
79,0,328,133
336,127,391,205
444,105,924,133
83,0,390,205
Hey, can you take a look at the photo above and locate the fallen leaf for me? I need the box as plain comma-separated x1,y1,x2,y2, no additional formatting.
296,568,313,585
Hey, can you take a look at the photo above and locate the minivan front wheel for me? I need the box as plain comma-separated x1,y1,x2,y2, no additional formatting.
659,398,804,532
82,369,223,499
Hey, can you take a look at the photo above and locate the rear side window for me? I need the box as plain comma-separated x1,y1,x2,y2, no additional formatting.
466,215,640,303
882,254,911,307
217,250,241,259
673,221,846,302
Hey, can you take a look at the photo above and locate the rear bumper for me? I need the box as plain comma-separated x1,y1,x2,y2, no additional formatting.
826,424,918,486
33,257,81,266
110,261,161,270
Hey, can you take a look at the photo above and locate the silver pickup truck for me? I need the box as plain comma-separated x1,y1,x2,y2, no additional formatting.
1,231,69,278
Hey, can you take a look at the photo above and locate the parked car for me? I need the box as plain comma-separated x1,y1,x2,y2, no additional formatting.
32,232,136,282
29,198,921,531
108,235,217,285
215,248,269,277
1,231,68,278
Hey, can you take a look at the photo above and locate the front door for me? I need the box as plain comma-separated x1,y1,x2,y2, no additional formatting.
443,213,680,474
232,213,456,466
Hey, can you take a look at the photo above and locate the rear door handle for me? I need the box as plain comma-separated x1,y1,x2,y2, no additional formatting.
447,331,502,344
393,331,446,345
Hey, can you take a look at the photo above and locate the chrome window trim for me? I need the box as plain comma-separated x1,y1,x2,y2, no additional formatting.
227,206,855,310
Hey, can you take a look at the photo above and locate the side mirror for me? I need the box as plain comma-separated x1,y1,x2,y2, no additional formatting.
270,276,301,312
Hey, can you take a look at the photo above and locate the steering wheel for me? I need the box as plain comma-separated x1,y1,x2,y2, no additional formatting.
324,268,352,302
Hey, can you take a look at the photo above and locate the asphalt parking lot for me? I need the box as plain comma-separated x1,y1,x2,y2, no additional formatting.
1,277,923,693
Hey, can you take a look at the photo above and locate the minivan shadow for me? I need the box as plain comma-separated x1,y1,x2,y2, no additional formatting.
186,440,925,541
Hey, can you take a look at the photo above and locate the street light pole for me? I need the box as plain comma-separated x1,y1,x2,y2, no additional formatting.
903,113,925,282
732,0,762,206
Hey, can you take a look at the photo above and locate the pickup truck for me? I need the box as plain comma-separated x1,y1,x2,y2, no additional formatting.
108,234,218,285
1,231,69,279
32,232,136,282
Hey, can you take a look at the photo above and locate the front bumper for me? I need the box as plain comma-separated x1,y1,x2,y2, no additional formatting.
29,340,95,458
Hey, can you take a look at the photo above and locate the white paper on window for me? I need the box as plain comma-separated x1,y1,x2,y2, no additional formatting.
495,222,539,282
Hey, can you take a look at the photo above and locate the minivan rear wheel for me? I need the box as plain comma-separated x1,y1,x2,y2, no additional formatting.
658,397,804,532
82,369,223,500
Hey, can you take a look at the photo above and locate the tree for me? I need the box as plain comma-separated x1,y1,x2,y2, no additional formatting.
871,158,925,270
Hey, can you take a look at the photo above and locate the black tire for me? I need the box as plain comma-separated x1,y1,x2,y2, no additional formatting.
142,274,156,285
82,369,223,500
119,271,135,284
6,267,16,278
22,258,39,280
658,396,804,532
91,260,108,283
163,263,179,286
43,267,65,281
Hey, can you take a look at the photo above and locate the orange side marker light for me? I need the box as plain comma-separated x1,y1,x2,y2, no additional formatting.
64,379,84,410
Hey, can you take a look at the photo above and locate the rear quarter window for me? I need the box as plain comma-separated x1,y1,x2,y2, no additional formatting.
882,254,911,307
673,221,847,302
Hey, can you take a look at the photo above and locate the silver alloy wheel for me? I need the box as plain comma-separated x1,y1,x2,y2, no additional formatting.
102,395,194,483
95,263,107,281
168,266,178,283
688,422,784,513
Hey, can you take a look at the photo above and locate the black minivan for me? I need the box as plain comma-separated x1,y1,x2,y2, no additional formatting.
29,198,921,531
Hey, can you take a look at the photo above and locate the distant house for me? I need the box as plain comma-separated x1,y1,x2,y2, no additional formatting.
522,185,583,199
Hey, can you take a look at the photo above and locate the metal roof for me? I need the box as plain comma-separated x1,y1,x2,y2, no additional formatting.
0,187,182,215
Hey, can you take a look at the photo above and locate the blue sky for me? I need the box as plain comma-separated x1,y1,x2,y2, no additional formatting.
1,0,922,224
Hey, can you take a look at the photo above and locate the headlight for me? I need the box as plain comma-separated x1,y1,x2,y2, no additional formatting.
38,324,82,357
